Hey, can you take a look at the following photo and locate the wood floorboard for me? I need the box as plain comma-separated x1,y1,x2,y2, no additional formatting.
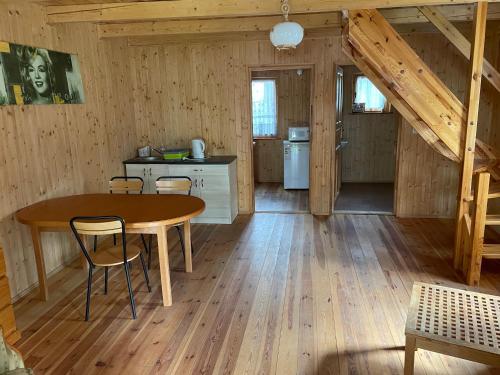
13,214,500,374
255,182,309,213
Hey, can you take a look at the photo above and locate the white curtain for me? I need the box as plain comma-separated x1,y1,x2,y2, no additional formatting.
252,80,277,137
354,76,387,112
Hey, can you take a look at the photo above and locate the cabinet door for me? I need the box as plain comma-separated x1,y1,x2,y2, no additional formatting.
167,165,202,197
126,164,147,180
144,165,170,194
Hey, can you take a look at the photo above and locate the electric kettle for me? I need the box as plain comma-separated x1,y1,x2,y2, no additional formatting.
191,138,206,159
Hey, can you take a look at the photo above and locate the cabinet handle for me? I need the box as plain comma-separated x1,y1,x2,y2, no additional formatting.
201,178,204,188
194,179,198,188
143,168,146,177
149,168,152,176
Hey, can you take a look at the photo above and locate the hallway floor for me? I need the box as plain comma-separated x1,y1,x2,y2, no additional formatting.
335,182,394,213
255,182,309,213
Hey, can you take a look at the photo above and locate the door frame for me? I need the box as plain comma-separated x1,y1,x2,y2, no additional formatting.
246,63,316,214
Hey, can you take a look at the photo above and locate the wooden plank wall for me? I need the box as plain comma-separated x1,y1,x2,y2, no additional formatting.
0,2,138,298
395,29,499,217
341,66,398,183
128,38,350,215
252,69,311,183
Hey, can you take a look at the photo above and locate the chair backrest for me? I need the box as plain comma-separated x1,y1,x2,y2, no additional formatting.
70,216,127,266
156,176,192,195
109,176,144,194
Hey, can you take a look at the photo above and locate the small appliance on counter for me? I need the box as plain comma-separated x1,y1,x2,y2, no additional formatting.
191,138,206,159
284,127,310,190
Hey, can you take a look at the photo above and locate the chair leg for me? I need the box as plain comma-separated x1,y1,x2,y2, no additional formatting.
124,262,137,319
147,234,153,270
85,266,93,321
139,253,152,292
404,335,416,375
113,234,117,246
104,267,109,295
175,226,186,259
93,235,97,252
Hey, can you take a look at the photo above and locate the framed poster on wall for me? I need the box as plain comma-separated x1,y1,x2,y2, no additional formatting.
0,41,85,105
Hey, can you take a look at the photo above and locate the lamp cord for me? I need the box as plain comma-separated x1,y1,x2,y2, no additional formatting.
281,0,290,21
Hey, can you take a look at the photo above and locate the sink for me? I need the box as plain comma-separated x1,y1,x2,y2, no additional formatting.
139,156,162,161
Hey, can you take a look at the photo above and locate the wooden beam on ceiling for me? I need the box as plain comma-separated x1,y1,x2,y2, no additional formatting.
46,0,500,24
419,5,500,92
98,12,341,39
97,4,500,39
127,28,341,47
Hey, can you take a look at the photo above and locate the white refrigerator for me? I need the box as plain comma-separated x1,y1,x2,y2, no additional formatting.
284,141,310,189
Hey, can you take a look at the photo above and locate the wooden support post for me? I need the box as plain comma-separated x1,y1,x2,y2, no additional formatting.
467,172,490,286
454,1,488,271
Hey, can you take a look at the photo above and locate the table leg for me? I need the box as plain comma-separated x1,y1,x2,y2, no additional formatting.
404,335,416,375
183,221,192,273
156,225,172,307
30,226,48,301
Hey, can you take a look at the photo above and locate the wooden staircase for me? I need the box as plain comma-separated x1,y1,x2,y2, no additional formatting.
341,5,500,285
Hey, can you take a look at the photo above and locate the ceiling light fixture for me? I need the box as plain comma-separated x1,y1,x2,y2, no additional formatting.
270,0,304,50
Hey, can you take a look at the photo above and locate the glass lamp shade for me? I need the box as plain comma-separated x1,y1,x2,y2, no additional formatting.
270,21,304,49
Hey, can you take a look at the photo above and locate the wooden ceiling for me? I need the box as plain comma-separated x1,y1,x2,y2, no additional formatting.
11,1,500,42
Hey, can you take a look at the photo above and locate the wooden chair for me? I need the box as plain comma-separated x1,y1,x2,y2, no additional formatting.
93,176,149,253
70,216,151,321
404,282,500,374
153,176,193,268
109,176,144,194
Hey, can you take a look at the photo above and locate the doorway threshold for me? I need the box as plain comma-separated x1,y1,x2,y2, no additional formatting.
333,210,393,215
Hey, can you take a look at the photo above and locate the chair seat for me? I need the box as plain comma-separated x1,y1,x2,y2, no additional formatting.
90,244,142,266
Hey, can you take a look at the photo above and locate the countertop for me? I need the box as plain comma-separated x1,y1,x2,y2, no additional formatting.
123,155,237,165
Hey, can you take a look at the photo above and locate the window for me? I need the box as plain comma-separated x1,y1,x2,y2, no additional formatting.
252,79,278,138
353,75,389,113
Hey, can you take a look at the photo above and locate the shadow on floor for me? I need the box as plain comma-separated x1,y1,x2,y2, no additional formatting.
335,183,394,213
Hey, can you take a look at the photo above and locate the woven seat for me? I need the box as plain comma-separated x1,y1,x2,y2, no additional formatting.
404,282,500,374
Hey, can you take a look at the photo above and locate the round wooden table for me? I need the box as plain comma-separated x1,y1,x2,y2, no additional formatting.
16,194,205,307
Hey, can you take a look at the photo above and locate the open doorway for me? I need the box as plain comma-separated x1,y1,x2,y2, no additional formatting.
251,67,312,213
334,65,398,214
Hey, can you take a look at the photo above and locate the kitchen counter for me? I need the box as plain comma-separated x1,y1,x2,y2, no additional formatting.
123,155,236,165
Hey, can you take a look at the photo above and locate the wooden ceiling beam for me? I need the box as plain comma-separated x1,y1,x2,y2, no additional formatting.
98,13,341,39
97,4,500,39
419,5,500,92
46,0,500,24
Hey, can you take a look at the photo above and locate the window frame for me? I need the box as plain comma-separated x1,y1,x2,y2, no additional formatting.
251,78,279,139
352,73,392,114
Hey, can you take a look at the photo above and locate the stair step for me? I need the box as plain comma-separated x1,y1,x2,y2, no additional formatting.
485,215,500,225
466,180,500,202
483,244,500,259
487,181,500,198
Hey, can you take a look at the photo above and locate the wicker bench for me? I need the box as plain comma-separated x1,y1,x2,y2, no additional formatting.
404,282,500,374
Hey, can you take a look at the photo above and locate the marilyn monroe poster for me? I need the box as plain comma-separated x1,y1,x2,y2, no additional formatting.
0,41,84,105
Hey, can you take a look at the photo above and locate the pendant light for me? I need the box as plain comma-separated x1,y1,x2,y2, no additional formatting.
270,0,304,50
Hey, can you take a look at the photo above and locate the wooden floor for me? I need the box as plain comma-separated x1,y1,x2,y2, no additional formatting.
335,183,394,213
255,182,309,212
14,214,500,374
